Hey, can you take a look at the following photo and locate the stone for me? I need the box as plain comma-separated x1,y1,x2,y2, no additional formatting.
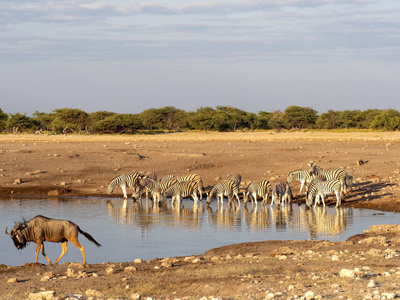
106,267,115,275
305,291,314,300
85,289,104,298
339,269,355,278
6,277,17,283
124,266,138,273
28,291,56,300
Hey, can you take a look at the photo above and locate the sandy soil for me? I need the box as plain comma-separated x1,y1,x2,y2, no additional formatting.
1,131,400,299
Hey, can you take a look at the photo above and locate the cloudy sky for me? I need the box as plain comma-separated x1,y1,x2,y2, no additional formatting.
1,0,399,116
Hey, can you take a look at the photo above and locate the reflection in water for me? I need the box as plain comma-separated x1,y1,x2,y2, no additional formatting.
1,196,395,266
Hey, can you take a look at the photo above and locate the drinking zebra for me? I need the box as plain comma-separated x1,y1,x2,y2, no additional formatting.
306,178,342,208
308,161,347,194
230,174,242,189
107,172,142,199
163,180,199,204
161,173,204,200
207,180,240,206
271,181,292,206
136,177,179,202
287,170,314,196
242,180,272,207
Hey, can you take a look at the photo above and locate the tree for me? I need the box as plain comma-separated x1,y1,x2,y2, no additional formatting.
370,109,400,131
0,108,8,131
257,111,273,130
6,113,38,132
215,106,248,131
139,108,164,130
316,110,342,129
355,109,381,129
189,107,216,132
32,111,55,131
282,106,318,130
91,114,143,134
51,108,88,133
268,110,284,131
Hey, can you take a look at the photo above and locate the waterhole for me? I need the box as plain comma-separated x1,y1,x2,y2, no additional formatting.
1,197,398,266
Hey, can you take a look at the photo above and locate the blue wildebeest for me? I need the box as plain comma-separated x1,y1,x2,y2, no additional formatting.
5,215,101,265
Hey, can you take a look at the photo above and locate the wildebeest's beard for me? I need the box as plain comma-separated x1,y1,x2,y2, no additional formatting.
11,233,27,249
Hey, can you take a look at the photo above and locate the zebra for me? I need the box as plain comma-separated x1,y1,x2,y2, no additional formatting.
107,172,142,199
287,170,314,196
163,180,199,204
137,177,179,202
174,173,204,200
308,162,347,194
207,180,240,206
271,181,292,206
230,174,242,189
306,178,342,208
242,180,272,207
160,174,176,182
345,173,354,191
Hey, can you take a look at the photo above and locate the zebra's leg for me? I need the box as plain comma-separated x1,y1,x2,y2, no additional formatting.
121,185,128,199
298,181,305,196
335,191,341,207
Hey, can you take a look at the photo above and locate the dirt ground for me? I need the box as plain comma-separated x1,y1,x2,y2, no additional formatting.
1,131,400,299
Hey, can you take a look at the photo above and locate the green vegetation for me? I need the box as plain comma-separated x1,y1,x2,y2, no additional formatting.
1,106,399,134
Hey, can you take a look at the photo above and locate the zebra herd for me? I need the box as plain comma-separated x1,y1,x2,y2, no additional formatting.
107,161,353,209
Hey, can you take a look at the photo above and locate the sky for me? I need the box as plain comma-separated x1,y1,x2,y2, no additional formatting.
1,0,400,116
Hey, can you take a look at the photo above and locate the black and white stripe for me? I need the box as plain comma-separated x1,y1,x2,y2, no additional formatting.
306,178,342,208
107,172,142,199
230,174,242,189
207,180,240,206
243,180,272,206
175,173,204,200
163,180,199,204
271,181,292,206
287,170,314,196
308,162,347,194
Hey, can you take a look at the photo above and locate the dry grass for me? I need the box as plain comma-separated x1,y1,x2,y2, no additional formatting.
2,130,400,143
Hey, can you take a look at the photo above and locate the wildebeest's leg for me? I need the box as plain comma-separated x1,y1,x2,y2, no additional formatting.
37,242,52,265
54,241,68,265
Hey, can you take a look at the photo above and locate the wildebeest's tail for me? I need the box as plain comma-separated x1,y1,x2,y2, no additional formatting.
78,227,101,247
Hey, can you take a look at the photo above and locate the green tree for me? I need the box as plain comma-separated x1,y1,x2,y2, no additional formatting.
32,111,55,131
354,109,381,129
0,108,8,131
282,106,318,129
6,113,38,132
215,106,248,131
268,110,284,131
370,109,400,131
189,107,216,132
139,108,164,130
316,110,342,129
51,108,89,133
257,111,273,130
158,106,187,130
91,114,143,134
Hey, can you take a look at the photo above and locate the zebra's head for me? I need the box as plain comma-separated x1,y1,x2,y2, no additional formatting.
287,173,294,183
308,162,316,173
305,191,314,208
107,184,114,195
206,192,212,204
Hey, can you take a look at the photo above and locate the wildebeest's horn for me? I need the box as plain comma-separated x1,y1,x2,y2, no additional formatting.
5,227,10,235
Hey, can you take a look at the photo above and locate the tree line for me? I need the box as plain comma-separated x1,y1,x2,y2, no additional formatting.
0,106,399,134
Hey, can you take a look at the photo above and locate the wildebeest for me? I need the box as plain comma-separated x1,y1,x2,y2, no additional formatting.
5,215,101,265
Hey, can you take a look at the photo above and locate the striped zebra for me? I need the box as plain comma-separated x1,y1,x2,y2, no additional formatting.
107,172,142,199
306,178,342,208
287,170,314,196
242,180,271,207
160,174,176,182
207,180,240,206
308,162,347,194
230,174,242,189
174,173,204,200
271,181,292,206
163,180,199,204
137,177,179,202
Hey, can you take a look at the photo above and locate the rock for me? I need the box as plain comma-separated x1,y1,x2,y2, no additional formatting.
339,269,355,278
131,293,141,299
66,268,75,277
124,266,138,273
14,178,22,184
106,266,115,275
305,291,314,300
134,258,143,264
85,289,104,298
6,277,18,283
359,236,387,245
28,291,56,300
331,255,339,261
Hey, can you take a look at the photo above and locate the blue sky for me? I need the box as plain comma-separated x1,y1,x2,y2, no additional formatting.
1,0,399,116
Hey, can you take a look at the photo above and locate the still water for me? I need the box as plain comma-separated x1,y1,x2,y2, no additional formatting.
1,197,399,266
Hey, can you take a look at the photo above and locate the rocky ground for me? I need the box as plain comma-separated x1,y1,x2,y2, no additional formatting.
1,131,400,299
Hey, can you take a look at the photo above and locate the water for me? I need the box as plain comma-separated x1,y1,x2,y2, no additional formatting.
1,197,399,266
